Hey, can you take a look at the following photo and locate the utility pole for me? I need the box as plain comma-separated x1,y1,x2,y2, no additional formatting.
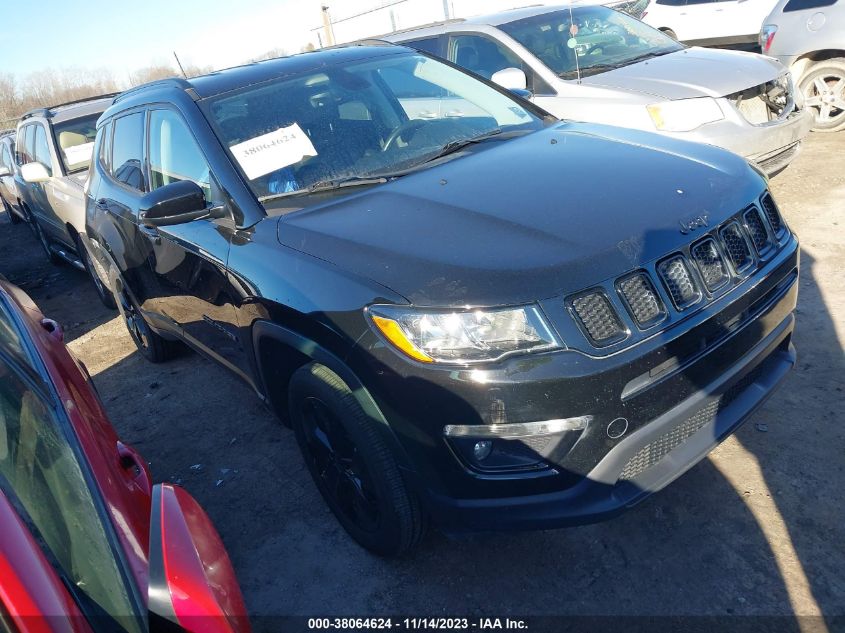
321,5,336,46
442,0,451,19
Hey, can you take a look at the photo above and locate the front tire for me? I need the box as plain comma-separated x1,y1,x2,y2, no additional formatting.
288,363,426,556
799,58,845,133
116,286,178,363
76,235,117,309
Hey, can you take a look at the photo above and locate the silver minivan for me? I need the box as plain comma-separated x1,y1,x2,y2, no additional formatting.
384,3,813,175
761,0,844,132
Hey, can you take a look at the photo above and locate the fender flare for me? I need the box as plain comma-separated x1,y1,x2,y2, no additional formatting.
251,320,418,477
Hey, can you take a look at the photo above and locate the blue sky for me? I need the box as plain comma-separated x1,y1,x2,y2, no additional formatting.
0,0,321,79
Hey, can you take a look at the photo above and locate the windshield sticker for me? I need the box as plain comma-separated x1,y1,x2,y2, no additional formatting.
229,123,317,180
63,141,94,166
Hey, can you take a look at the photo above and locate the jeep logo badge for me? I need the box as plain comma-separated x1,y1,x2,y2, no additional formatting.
679,214,709,235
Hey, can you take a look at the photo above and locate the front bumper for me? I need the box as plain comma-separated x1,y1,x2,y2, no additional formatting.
672,102,813,176
425,316,795,531
352,238,799,532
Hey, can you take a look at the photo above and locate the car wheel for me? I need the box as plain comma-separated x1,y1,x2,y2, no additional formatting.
288,363,426,556
76,235,117,309
33,219,62,265
799,58,845,133
3,198,21,224
117,286,177,363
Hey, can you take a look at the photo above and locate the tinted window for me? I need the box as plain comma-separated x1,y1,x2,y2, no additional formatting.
0,356,143,631
53,113,99,173
404,37,441,55
149,109,217,203
449,34,525,81
656,0,687,5
784,0,836,10
0,301,27,366
110,112,146,191
33,125,53,177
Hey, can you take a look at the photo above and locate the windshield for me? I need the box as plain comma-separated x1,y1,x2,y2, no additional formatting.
203,52,544,201
499,7,683,79
52,113,100,173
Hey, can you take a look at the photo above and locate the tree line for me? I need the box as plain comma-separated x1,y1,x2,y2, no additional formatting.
0,45,309,131
0,62,212,130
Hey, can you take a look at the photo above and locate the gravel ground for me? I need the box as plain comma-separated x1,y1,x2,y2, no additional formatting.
1,133,842,630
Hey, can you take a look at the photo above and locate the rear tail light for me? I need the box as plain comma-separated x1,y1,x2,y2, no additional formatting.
760,25,778,54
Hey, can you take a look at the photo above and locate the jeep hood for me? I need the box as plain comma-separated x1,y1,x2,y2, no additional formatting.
579,47,784,100
276,123,765,307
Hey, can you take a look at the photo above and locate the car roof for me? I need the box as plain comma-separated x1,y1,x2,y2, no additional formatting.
112,43,410,108
20,95,116,125
386,1,608,38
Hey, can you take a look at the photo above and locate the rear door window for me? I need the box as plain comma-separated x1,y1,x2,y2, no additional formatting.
0,143,11,172
783,0,836,10
110,112,146,192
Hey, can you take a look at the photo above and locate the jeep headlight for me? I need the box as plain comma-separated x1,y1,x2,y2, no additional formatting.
368,305,560,363
647,97,724,132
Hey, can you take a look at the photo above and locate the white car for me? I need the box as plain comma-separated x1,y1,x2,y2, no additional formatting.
384,3,813,175
641,0,780,46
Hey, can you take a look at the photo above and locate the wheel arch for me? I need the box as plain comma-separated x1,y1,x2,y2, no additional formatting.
252,320,419,478
791,50,845,81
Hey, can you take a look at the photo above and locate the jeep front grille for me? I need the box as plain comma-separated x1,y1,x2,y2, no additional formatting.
743,206,772,256
617,273,665,328
565,193,789,350
719,222,754,273
760,193,785,238
570,291,626,346
690,238,729,291
658,256,701,309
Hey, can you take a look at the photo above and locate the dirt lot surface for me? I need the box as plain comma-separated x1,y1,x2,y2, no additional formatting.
1,133,843,628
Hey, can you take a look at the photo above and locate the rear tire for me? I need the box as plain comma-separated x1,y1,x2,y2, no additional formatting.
799,58,845,133
76,234,117,309
288,362,426,556
116,285,178,363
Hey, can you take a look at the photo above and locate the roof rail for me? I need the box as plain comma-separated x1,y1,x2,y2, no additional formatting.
48,92,120,112
0,129,15,137
113,77,193,104
21,108,51,121
19,92,119,122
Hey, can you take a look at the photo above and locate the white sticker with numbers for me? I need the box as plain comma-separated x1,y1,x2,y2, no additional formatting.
229,123,317,180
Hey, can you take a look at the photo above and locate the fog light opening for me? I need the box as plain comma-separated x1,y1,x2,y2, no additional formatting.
473,440,494,461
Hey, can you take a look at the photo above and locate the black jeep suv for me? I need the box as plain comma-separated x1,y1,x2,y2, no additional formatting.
84,44,799,556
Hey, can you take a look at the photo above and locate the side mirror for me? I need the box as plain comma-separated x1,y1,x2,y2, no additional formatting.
148,484,250,633
21,162,50,184
491,67,528,91
139,180,224,227
0,166,10,178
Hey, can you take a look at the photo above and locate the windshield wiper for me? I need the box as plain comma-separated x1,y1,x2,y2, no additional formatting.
564,50,676,79
259,176,390,203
